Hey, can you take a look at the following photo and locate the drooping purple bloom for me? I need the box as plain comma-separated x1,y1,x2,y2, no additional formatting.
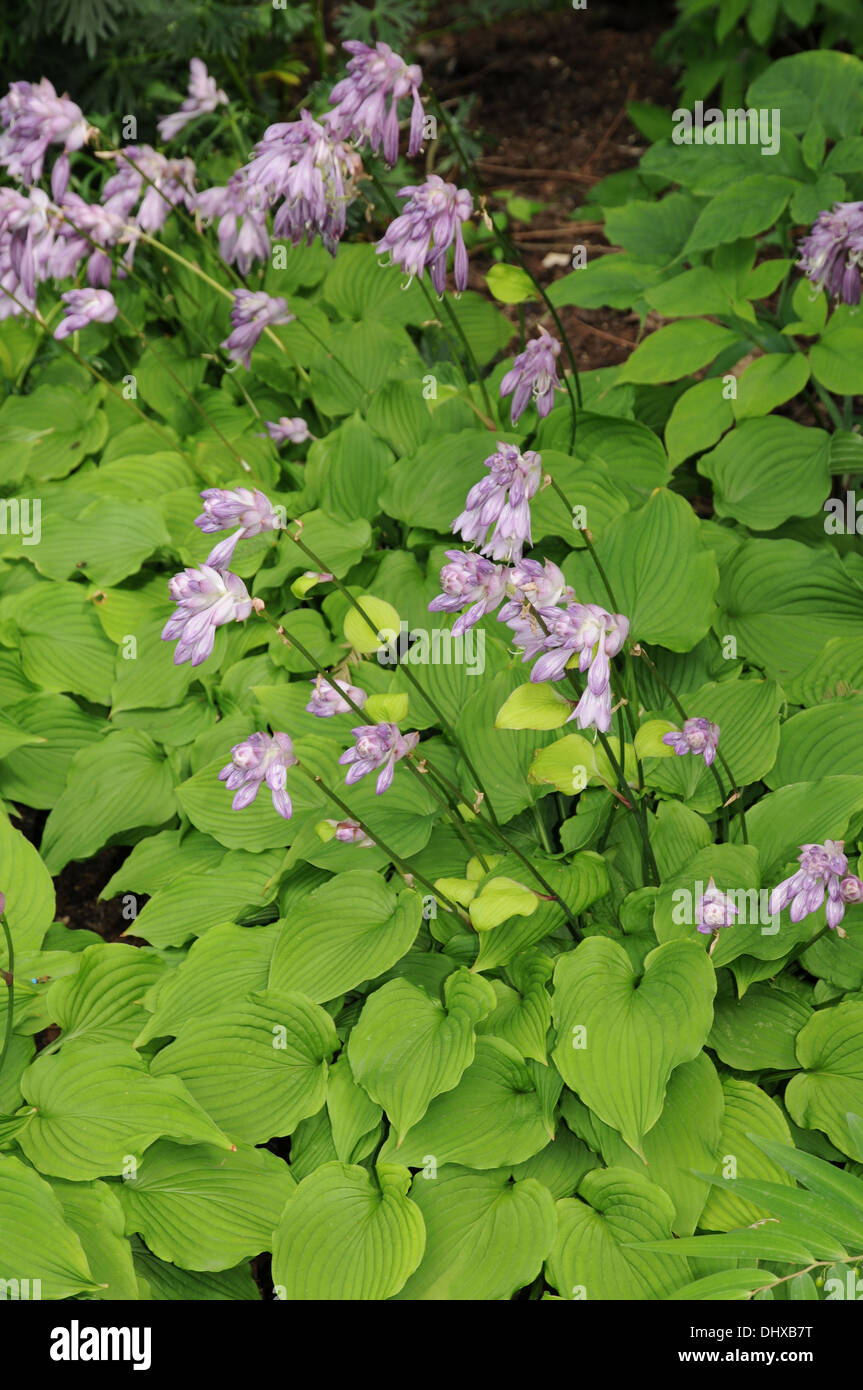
54,288,117,339
0,79,90,187
339,722,419,795
0,186,57,314
220,289,294,370
798,202,863,306
196,169,272,275
769,840,856,931
500,326,563,425
51,191,135,287
662,717,720,768
218,730,297,819
376,174,472,295
694,877,739,935
263,416,313,446
529,602,629,734
162,564,253,666
306,676,367,718
452,442,543,563
195,486,282,567
428,550,509,636
331,819,375,847
101,146,197,237
328,41,424,166
243,110,361,256
158,59,228,143
498,557,573,625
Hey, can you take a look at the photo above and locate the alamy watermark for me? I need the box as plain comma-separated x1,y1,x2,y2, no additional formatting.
671,881,779,934
0,497,41,545
672,102,780,157
376,621,485,675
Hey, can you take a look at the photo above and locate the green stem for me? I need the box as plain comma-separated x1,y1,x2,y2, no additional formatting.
0,914,14,1079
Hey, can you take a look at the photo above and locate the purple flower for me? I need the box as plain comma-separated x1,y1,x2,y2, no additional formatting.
54,288,117,339
798,202,863,306
662,717,720,768
161,564,253,666
376,174,472,295
264,416,313,446
339,722,419,795
101,146,196,237
219,731,297,819
498,557,572,625
328,41,424,165
452,442,542,563
321,818,375,847
428,550,509,636
0,186,57,314
195,486,282,567
243,110,360,256
0,79,90,186
770,840,853,930
196,170,272,275
529,602,629,735
500,327,563,425
221,289,293,370
51,191,135,287
158,59,228,143
694,878,739,935
306,676,367,718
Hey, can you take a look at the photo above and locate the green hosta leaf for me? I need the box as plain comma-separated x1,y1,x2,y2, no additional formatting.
699,417,830,530
616,320,741,386
571,413,670,499
476,952,554,1064
0,814,55,954
708,978,813,1071
119,1140,296,1271
732,352,811,420
41,730,176,874
382,1037,555,1169
664,380,733,467
272,1162,425,1301
717,539,863,682
810,313,863,396
767,696,863,789
472,854,609,973
136,923,279,1045
343,594,401,655
590,488,718,649
379,429,492,533
31,498,170,587
51,1178,138,1300
456,666,560,822
395,1167,556,1300
0,1155,101,1299
531,450,631,547
486,264,536,305
551,938,716,1155
495,681,573,731
446,291,514,365
682,177,795,256
110,614,194,715
132,1240,258,1300
259,510,371,588
348,969,496,1143
268,874,421,1003
149,989,338,1145
603,192,700,266
326,1055,382,1164
46,943,168,1050
469,877,538,932
128,850,281,950
322,243,428,325
786,1003,863,1160
17,1044,231,1180
699,1077,794,1232
747,51,863,140
545,1168,688,1300
2,582,115,703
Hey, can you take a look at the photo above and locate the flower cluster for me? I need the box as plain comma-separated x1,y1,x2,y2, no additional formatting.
0,79,90,191
242,110,361,256
161,564,253,667
694,878,739,935
376,174,472,295
663,717,720,767
770,840,863,932
500,326,562,425
328,41,424,165
220,288,294,370
340,723,419,795
530,602,629,733
219,731,297,819
158,60,228,144
197,170,272,275
453,442,542,563
798,201,863,306
195,485,283,567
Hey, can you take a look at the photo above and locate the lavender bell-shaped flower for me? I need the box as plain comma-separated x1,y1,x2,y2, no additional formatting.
243,110,360,255
328,41,424,166
498,558,572,626
339,722,419,794
694,878,739,936
428,550,509,635
662,717,720,767
306,676,367,717
528,602,629,734
452,443,543,563
158,59,228,143
769,840,859,931
195,486,282,567
54,288,117,339
221,289,294,370
219,731,297,819
500,326,563,425
264,417,313,446
0,79,90,187
101,146,197,239
322,818,375,847
798,201,863,306
162,564,253,666
196,170,272,275
376,174,472,295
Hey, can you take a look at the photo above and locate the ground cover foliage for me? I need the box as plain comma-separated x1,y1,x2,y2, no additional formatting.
2,15,863,1303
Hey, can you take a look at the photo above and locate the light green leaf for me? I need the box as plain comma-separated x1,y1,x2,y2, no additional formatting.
0,1155,101,1299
